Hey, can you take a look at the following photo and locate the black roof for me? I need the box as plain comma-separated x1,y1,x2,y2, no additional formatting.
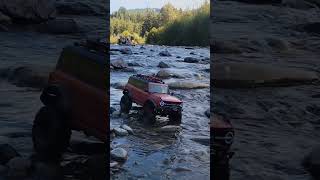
132,74,164,84
63,42,108,66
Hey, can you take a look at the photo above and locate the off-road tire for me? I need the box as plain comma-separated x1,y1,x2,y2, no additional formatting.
168,112,182,125
143,102,156,124
32,106,71,160
120,94,132,114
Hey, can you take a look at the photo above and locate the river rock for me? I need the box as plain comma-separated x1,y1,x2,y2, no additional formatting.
159,125,182,133
194,73,203,80
0,66,47,89
110,148,128,162
159,50,172,57
303,145,320,180
110,107,116,114
212,62,319,88
0,144,20,165
111,82,126,90
110,161,118,168
265,37,289,52
128,62,141,67
168,81,209,89
55,1,107,16
156,70,184,79
184,57,199,63
37,18,79,34
113,127,128,136
158,61,170,68
111,59,128,69
120,125,133,134
6,157,31,178
111,111,120,118
205,108,210,118
120,48,132,55
156,69,171,79
0,0,56,22
191,137,210,146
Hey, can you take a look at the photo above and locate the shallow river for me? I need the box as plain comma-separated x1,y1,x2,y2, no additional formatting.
110,44,210,180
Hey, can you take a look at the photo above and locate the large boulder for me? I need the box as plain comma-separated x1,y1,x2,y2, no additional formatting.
37,18,79,34
159,50,172,57
110,148,128,162
212,62,319,88
111,59,128,69
158,61,170,68
156,70,184,79
184,57,200,63
0,66,47,89
0,0,56,23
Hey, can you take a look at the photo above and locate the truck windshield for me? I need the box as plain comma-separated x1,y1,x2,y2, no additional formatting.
148,83,168,94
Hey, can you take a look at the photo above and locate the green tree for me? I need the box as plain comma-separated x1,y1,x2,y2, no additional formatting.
160,3,179,24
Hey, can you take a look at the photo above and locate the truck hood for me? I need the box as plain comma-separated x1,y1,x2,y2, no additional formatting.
155,93,182,103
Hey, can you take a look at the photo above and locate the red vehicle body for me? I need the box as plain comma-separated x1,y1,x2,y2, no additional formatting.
211,113,235,180
32,40,109,159
120,74,183,124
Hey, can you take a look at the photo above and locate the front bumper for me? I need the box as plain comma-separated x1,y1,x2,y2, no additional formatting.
156,104,182,115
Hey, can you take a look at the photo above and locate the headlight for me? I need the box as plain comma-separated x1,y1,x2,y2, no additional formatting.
160,100,165,106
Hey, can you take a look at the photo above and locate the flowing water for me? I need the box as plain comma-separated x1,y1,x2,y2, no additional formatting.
110,44,210,179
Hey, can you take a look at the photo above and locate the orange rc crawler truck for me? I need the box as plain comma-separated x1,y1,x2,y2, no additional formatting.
32,39,108,158
120,74,183,124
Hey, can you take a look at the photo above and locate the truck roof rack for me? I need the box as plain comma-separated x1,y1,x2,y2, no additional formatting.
133,74,164,84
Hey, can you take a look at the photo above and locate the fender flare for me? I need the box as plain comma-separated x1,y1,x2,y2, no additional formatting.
144,100,156,109
40,84,70,113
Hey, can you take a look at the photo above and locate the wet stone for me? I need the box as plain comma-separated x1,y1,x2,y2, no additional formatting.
111,148,128,162
120,48,132,55
158,61,170,68
159,50,172,57
120,125,133,134
184,57,199,63
113,127,129,136
159,125,182,133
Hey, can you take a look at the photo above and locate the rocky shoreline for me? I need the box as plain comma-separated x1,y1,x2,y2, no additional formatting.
211,1,320,179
